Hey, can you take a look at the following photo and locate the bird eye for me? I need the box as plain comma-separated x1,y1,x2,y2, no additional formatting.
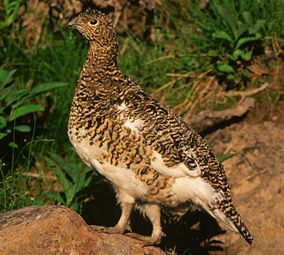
90,19,98,25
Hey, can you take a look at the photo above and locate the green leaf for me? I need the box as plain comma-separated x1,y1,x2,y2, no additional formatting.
0,131,10,140
3,88,29,109
8,142,18,149
240,50,252,61
46,153,72,194
212,31,233,42
70,202,79,211
0,69,9,85
217,64,235,73
231,49,243,61
0,68,16,88
46,192,65,204
0,116,7,129
9,104,44,121
31,82,68,95
218,153,235,163
213,4,238,39
46,152,93,209
231,49,252,62
15,125,32,133
235,21,248,39
0,86,15,102
249,20,266,34
208,50,219,57
235,36,260,49
242,11,252,25
227,74,235,80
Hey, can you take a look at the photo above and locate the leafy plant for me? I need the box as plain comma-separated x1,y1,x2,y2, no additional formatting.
46,152,93,211
0,0,22,30
162,0,284,87
0,0,22,50
0,67,67,149
193,0,265,84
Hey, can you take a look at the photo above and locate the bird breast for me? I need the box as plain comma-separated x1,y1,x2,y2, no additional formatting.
68,126,148,198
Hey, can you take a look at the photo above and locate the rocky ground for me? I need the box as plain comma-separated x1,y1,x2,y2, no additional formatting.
0,205,166,255
208,100,284,255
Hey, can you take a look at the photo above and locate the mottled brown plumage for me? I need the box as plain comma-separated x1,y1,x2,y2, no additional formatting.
68,9,253,245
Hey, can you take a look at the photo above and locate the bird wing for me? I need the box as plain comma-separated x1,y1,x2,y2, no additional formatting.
117,87,217,179
150,150,201,178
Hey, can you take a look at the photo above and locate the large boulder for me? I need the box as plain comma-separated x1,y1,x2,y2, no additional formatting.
0,205,166,255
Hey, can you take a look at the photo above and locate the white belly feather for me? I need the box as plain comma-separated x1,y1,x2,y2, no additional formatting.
91,159,148,198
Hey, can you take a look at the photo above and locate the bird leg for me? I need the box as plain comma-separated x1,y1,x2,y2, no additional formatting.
91,189,134,234
126,203,164,246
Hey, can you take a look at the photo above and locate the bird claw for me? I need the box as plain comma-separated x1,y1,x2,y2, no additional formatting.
125,232,163,246
90,225,162,246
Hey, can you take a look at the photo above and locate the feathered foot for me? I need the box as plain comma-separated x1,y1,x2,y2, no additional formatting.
91,201,133,234
126,203,164,246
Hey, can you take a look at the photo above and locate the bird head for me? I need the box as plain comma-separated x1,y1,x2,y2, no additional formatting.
68,9,117,50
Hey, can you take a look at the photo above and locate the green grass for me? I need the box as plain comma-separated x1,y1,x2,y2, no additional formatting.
2,30,87,148
0,29,89,211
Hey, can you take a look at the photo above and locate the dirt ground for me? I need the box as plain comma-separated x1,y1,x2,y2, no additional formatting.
207,100,284,255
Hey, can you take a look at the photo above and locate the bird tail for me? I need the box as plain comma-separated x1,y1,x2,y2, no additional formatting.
209,206,253,244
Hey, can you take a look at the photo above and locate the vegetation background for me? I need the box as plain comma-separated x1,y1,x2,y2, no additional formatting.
0,0,283,254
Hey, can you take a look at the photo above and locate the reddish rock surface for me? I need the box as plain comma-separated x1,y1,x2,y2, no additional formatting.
0,205,166,255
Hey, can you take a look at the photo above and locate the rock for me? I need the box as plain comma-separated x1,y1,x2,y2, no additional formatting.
0,205,166,255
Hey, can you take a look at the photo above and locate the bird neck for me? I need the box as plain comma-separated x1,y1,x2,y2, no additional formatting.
83,42,118,74
74,42,122,101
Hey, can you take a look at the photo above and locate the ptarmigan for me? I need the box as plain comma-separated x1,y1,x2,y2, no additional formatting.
68,9,253,245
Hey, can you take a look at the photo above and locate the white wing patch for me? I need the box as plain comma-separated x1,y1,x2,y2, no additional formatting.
151,151,201,177
117,102,128,111
124,118,144,132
